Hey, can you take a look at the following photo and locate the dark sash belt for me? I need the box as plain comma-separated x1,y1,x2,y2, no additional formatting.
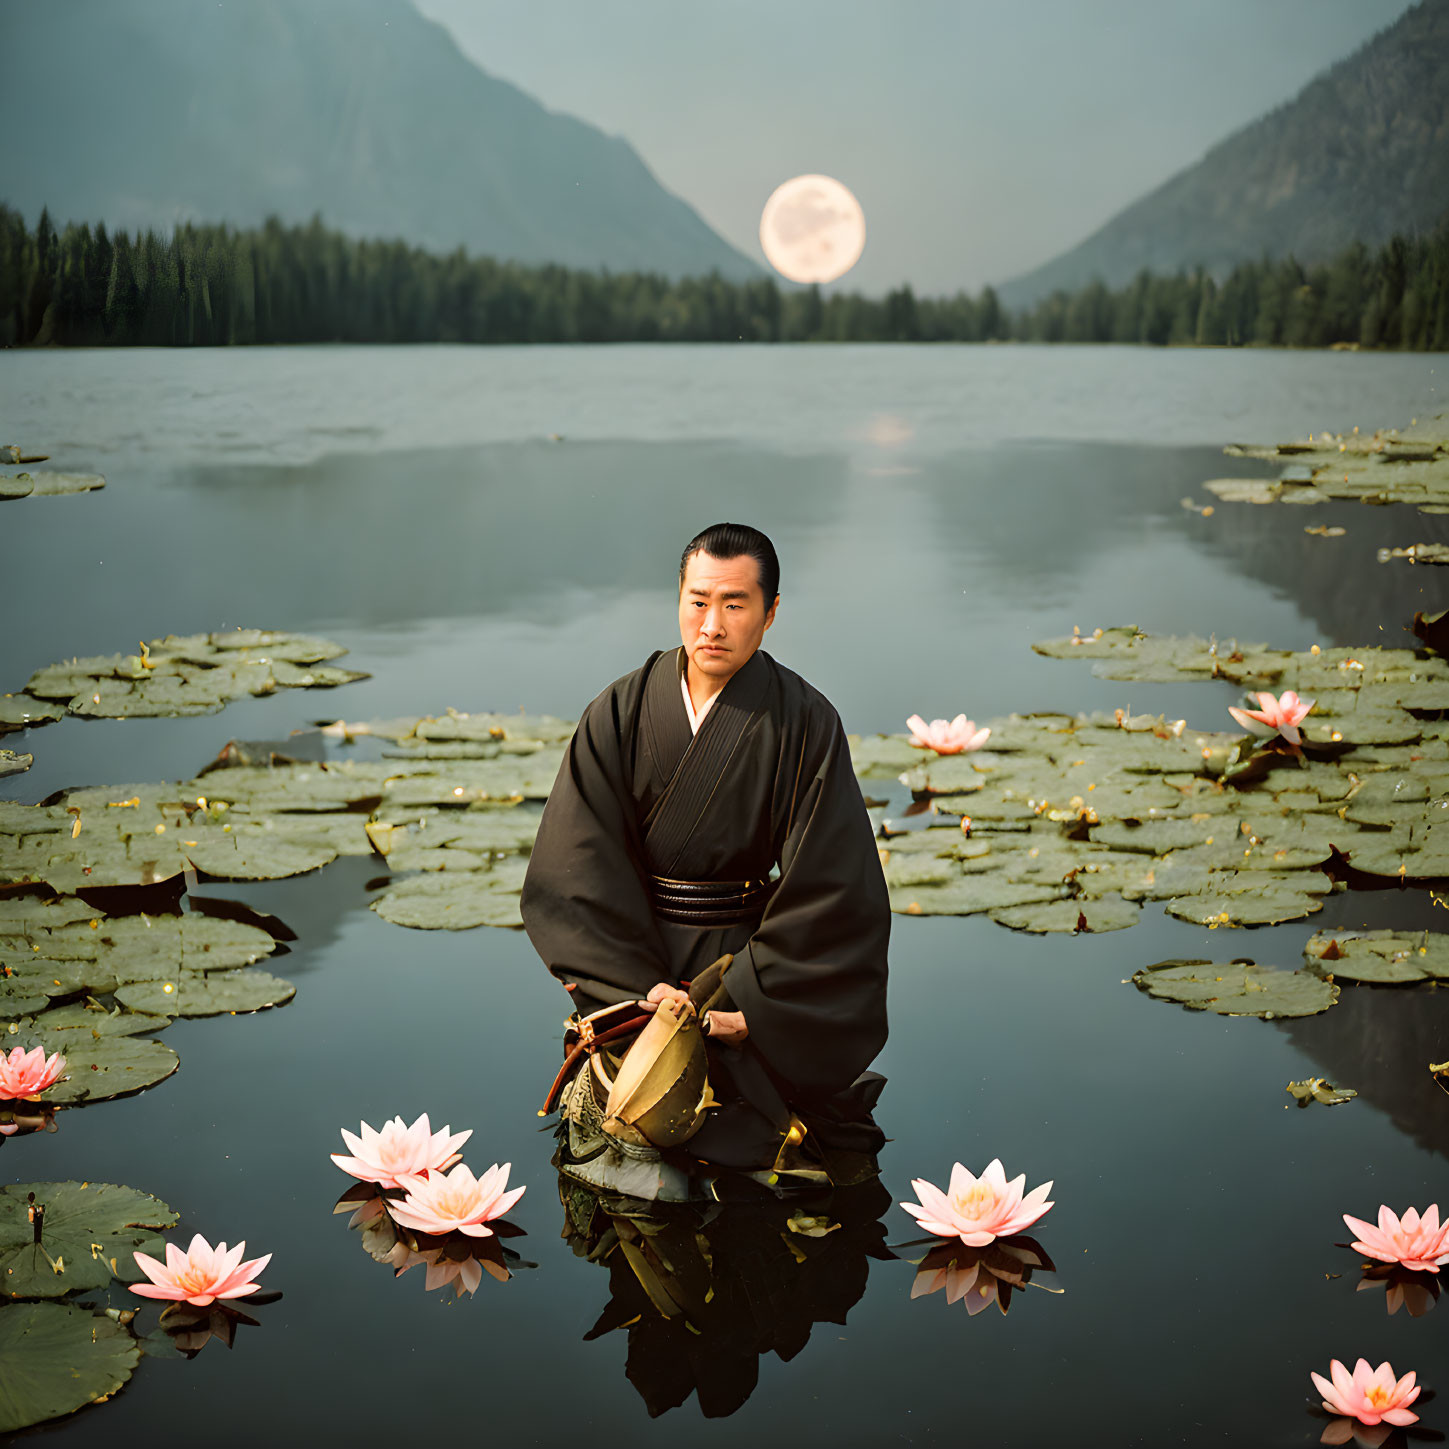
648,874,776,927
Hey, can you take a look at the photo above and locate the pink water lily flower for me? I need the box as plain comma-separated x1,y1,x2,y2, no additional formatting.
901,1159,1054,1247
906,714,991,755
1311,1358,1420,1427
1228,690,1314,745
1344,1204,1449,1273
0,1045,66,1101
131,1234,271,1308
330,1113,472,1190
387,1162,525,1239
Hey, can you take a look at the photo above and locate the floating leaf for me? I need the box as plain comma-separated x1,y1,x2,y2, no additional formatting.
1212,417,1449,515
114,968,294,1017
989,894,1139,934
1303,929,1449,984
881,853,958,890
1287,1077,1357,1106
0,893,97,932
15,471,106,497
1,910,278,1001
12,629,366,728
386,806,544,855
0,694,64,734
17,1001,173,1042
0,980,51,1016
39,1035,179,1104
182,828,338,881
0,751,30,777
369,871,525,930
890,874,1065,918
0,1180,177,1299
848,733,928,777
0,1301,139,1432
1162,888,1326,927
1132,959,1339,1018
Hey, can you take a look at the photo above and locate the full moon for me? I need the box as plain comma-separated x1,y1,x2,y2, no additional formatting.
758,174,866,285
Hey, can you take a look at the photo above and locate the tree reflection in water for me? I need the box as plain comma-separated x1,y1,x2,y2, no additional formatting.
560,1172,891,1419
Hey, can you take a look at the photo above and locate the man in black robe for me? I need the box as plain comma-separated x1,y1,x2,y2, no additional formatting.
521,522,890,1173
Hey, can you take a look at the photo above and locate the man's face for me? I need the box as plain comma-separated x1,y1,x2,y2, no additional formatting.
678,551,778,683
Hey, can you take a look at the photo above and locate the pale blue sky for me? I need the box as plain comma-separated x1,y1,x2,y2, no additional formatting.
415,0,1415,294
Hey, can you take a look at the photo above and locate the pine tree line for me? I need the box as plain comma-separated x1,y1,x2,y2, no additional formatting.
2,203,1446,349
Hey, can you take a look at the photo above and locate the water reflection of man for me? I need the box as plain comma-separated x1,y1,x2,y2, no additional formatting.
521,522,890,1175
561,1173,892,1418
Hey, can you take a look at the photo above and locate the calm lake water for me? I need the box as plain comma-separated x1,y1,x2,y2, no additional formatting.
2,343,1447,1447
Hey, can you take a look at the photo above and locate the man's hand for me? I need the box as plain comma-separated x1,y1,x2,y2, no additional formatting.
704,1009,748,1047
638,985,747,1046
640,982,689,1012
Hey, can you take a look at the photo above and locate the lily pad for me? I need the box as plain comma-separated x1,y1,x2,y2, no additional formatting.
0,693,64,733
114,968,294,1017
881,853,958,890
12,629,367,728
0,1179,177,1299
1,911,278,1001
0,1301,139,1432
369,870,526,929
1162,887,1326,927
849,733,929,777
14,471,106,497
319,709,576,746
1287,1077,1357,1106
206,628,347,660
369,806,544,859
1212,416,1449,515
890,874,1065,917
1090,818,1228,853
1303,929,1449,984
0,980,52,1015
40,1035,179,1104
0,751,30,777
1132,959,1339,1018
182,827,338,880
17,1001,173,1042
989,894,1139,933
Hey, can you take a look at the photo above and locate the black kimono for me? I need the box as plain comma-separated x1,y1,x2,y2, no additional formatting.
521,645,890,1169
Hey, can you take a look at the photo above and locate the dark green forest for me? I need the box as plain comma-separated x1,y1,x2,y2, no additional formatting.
3,203,1447,349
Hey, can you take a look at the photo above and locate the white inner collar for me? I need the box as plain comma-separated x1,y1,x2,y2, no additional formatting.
680,670,718,736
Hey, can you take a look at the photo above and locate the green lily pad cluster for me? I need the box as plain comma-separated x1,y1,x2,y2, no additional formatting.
0,1180,178,1432
1202,411,1449,514
1,894,292,1104
856,630,1449,927
1,630,369,735
0,713,562,932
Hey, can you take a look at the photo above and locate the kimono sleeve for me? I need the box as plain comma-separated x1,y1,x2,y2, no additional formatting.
727,702,890,1100
520,681,673,1007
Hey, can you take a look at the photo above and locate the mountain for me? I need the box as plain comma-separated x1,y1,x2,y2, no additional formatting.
998,0,1449,309
0,0,760,282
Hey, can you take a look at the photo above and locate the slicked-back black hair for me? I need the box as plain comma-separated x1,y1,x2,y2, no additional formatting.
678,523,780,603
